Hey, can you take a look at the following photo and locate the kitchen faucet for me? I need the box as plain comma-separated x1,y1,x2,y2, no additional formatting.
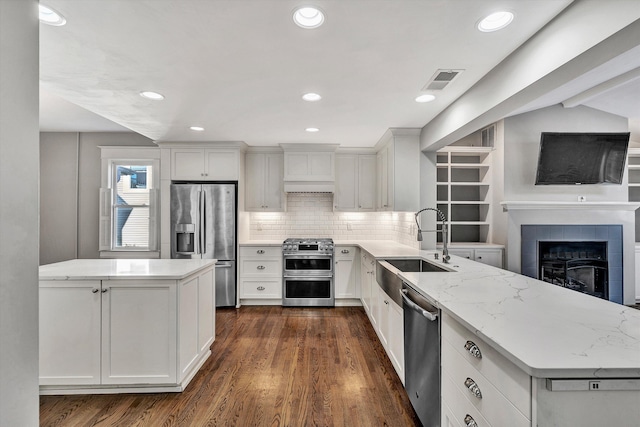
415,207,450,263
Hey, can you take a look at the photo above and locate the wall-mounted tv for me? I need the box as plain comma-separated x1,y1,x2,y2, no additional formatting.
535,132,630,185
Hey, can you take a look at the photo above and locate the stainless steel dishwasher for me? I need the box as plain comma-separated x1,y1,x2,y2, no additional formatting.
400,283,440,427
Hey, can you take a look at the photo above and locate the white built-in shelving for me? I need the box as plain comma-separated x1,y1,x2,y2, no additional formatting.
436,146,493,244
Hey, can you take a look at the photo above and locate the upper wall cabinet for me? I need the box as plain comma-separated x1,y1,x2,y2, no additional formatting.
335,154,376,211
283,151,335,182
171,148,239,181
245,152,284,212
375,129,421,212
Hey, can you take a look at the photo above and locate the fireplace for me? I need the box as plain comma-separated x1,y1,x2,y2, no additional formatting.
520,224,623,303
538,241,608,299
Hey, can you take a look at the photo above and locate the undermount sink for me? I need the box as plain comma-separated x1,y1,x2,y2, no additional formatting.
375,257,453,306
382,258,452,273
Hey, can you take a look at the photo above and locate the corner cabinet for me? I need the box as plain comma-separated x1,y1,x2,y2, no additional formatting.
171,148,239,180
39,265,215,394
334,154,376,211
437,147,493,244
245,152,284,211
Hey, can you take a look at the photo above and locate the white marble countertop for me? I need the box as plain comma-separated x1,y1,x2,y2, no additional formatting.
341,240,640,379
39,259,217,280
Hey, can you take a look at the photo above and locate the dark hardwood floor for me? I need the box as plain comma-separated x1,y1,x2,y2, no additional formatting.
40,306,420,426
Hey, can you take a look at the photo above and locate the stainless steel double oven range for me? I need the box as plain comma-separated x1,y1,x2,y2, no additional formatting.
282,238,335,307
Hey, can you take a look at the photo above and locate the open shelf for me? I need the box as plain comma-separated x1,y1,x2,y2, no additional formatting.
437,146,493,244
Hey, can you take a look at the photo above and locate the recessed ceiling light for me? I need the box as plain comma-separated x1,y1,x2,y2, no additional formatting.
293,6,325,29
140,91,165,100
302,93,322,102
477,11,514,32
189,126,204,132
305,127,320,132
39,4,66,26
415,94,436,103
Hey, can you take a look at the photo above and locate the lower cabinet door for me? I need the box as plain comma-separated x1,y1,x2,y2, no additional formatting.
39,280,102,386
388,299,404,384
101,280,177,385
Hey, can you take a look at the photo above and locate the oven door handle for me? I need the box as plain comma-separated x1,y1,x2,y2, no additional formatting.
283,275,334,279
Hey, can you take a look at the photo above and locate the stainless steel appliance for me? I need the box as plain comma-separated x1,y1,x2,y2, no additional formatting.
401,283,440,427
171,183,237,307
282,238,334,307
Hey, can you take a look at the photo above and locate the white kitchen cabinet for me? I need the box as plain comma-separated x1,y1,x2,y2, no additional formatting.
101,280,178,385
360,251,375,314
245,152,284,211
239,245,283,302
39,264,215,393
39,280,102,385
335,246,359,299
283,151,335,181
171,148,239,180
375,129,420,212
375,282,404,384
335,154,376,211
448,246,504,268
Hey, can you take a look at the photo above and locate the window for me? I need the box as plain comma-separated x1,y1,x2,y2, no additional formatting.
99,149,160,254
112,163,153,249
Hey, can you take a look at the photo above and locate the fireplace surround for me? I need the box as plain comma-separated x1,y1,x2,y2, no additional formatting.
521,225,622,303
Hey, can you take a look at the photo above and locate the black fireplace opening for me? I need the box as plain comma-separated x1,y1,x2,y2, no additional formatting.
538,241,608,299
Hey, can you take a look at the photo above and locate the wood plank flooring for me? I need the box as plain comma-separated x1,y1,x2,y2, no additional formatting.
40,306,420,426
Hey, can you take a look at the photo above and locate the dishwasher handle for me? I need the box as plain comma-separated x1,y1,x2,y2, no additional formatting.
400,288,438,321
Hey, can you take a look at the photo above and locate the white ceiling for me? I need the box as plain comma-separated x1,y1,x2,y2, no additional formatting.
39,0,638,147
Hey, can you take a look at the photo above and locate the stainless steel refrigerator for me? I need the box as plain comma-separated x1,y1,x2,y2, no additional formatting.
170,183,236,307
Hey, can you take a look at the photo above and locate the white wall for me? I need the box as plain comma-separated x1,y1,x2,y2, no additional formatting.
0,1,40,425
39,132,155,263
249,193,420,248
503,105,629,202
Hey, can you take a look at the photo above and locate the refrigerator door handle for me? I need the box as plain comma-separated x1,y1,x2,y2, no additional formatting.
196,190,203,255
215,263,232,268
200,189,206,255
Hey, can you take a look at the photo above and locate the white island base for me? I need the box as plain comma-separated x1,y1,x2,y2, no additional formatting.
38,259,216,395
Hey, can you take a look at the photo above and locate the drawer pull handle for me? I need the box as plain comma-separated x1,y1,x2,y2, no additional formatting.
257,286,265,291
341,249,350,254
257,250,265,254
464,378,482,399
464,340,482,359
464,414,478,427
92,288,100,294
257,265,266,270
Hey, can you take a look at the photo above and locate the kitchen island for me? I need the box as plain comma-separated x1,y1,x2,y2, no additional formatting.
352,240,640,426
39,259,216,395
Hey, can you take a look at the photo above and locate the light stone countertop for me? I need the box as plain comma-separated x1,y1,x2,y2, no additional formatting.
347,240,640,379
39,259,216,281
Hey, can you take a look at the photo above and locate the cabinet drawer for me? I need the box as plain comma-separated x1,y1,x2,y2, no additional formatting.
442,370,492,427
240,246,282,258
442,340,530,427
241,279,282,298
240,259,281,277
441,313,530,417
335,246,357,259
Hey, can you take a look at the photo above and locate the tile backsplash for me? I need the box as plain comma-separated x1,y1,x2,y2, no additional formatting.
249,193,419,248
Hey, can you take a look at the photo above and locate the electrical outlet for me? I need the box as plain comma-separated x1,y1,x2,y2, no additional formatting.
257,222,263,231
347,222,353,231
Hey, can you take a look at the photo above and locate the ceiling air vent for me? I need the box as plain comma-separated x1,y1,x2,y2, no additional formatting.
422,69,464,91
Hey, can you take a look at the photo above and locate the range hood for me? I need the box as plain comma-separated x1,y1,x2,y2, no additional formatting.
281,144,338,193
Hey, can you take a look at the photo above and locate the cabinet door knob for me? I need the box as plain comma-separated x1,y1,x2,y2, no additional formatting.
464,378,482,399
257,286,265,291
92,288,99,294
384,300,389,305
257,250,265,254
257,265,266,270
101,288,108,293
464,340,482,359
464,414,478,427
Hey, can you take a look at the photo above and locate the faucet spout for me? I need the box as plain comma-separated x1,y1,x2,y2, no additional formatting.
415,207,450,263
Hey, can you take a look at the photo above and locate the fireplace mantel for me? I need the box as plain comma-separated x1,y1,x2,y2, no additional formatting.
501,201,640,212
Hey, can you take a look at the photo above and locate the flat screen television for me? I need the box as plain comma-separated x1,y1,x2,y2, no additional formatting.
535,132,630,185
